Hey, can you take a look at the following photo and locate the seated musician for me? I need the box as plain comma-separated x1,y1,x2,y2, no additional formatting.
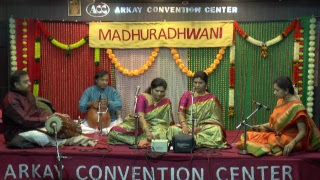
166,71,227,149
78,70,122,133
236,76,320,157
108,77,174,147
1,70,95,148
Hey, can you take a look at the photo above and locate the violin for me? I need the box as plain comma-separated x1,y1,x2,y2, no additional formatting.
86,96,111,129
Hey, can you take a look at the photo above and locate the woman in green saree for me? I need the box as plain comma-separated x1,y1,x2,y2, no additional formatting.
108,78,174,147
167,71,227,149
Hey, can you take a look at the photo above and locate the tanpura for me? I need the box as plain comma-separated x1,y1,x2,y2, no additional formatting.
86,93,111,129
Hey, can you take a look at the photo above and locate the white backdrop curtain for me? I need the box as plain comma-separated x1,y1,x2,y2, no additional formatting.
114,48,189,122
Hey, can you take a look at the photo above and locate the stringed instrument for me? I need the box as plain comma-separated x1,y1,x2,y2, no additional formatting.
86,93,111,129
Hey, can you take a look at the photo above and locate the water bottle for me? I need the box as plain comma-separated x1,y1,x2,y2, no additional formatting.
94,126,99,142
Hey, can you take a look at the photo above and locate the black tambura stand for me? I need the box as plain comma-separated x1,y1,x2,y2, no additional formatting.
236,106,262,155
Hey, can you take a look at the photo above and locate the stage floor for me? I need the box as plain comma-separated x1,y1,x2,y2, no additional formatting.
0,130,319,180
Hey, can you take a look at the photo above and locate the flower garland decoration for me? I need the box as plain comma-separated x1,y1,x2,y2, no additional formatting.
49,36,88,56
32,20,89,96
292,20,304,99
170,47,226,77
33,21,41,96
22,19,28,71
234,20,298,57
37,20,88,56
9,17,17,73
106,48,159,77
94,48,100,73
306,17,316,118
229,44,235,117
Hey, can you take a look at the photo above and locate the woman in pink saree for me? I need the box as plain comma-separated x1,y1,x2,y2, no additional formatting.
108,78,174,147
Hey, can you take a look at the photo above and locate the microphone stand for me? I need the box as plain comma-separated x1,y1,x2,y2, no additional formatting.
236,105,262,155
129,93,141,149
53,125,68,180
190,91,196,153
97,93,107,135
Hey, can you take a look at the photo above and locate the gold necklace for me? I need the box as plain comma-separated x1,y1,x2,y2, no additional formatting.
195,91,206,96
151,96,161,106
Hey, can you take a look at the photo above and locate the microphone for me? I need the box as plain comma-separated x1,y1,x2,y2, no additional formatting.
135,85,140,98
50,122,57,131
45,116,62,134
191,87,195,97
252,101,270,110
51,122,58,135
51,122,57,129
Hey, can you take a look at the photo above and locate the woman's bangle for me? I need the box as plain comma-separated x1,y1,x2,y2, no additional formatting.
180,120,186,124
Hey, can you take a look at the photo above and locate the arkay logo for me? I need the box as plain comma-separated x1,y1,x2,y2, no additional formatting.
86,2,110,17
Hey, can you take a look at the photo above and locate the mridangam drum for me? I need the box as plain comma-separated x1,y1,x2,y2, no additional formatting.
45,115,82,139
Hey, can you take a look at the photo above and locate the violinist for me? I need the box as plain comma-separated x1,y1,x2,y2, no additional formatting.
78,70,122,130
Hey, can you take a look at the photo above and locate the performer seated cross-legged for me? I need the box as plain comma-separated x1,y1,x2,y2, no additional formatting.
1,70,95,148
108,78,174,147
236,76,320,157
167,71,227,149
78,69,122,134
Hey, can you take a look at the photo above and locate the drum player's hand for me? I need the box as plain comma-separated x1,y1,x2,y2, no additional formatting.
53,112,70,118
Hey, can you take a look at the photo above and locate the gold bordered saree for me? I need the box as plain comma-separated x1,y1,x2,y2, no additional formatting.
236,99,320,157
167,91,227,149
108,94,172,145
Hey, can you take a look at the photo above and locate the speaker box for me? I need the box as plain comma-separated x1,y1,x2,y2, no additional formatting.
172,134,194,153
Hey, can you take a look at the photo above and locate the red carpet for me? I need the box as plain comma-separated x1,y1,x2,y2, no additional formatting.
0,130,319,180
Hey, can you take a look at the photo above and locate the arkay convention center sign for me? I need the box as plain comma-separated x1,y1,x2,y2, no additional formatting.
85,2,238,17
